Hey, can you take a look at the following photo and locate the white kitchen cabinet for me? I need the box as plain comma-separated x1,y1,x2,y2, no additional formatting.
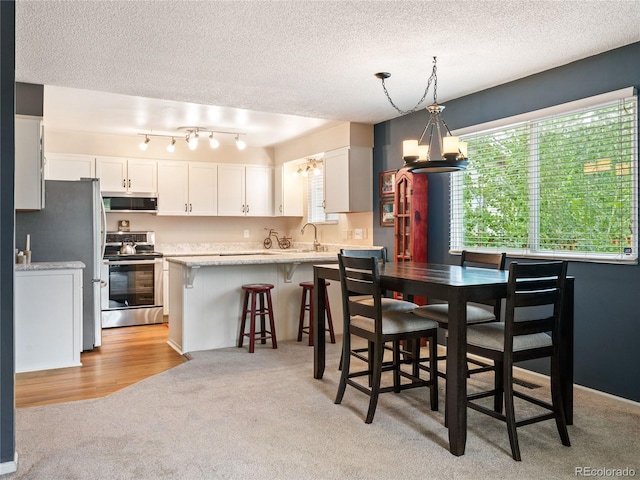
274,163,303,217
15,115,44,210
45,153,95,180
218,164,272,216
96,156,157,193
157,161,218,216
15,265,83,373
323,146,372,213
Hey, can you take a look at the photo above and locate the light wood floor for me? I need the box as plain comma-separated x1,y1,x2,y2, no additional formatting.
15,323,188,408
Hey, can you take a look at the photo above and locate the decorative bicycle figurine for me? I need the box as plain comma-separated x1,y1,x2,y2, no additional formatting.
263,228,292,249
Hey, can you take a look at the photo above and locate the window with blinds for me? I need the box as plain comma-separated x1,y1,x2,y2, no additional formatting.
451,89,637,263
307,163,338,224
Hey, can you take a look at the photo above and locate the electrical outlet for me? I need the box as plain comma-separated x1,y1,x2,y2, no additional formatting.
354,228,363,240
243,230,250,238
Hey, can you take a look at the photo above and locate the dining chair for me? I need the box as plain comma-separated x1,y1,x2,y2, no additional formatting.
338,248,418,369
413,251,506,377
335,254,439,424
465,260,570,461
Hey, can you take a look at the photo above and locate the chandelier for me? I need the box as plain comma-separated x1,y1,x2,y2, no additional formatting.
137,127,247,153
375,57,468,173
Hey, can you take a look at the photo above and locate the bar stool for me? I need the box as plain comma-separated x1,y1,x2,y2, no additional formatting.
238,283,278,353
297,281,335,346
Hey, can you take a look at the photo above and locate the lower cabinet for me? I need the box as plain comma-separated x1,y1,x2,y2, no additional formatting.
15,267,83,373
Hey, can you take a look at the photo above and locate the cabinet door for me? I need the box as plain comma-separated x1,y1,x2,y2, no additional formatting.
96,157,127,192
127,159,157,193
324,147,372,213
323,148,349,213
278,163,303,216
157,161,189,216
188,163,218,215
217,164,246,216
15,116,44,210
273,165,283,216
245,166,273,216
45,153,95,181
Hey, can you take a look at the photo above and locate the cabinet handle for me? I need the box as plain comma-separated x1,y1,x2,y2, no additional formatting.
122,179,126,188
128,179,131,188
246,204,250,213
279,205,282,213
185,203,188,212
189,203,192,212
241,204,245,213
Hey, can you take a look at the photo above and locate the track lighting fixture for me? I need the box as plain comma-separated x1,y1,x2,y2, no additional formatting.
235,135,246,150
137,128,247,153
294,158,322,178
139,135,150,151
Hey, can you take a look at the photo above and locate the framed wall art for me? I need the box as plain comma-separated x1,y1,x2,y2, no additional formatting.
380,199,395,226
379,170,396,197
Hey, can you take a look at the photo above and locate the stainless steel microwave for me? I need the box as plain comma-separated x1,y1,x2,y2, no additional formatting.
102,192,158,213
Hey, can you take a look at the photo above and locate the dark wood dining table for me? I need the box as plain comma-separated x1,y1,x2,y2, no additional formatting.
312,262,574,457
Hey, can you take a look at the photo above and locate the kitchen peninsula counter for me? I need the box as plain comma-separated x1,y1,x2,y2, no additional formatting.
166,250,342,354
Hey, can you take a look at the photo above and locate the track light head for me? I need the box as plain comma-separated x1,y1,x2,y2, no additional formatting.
139,135,150,151
167,137,176,153
188,131,199,150
209,133,220,149
235,135,246,150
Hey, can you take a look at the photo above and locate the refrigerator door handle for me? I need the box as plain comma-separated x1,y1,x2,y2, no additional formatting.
100,194,107,259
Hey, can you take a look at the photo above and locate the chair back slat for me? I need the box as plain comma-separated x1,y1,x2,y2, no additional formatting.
505,261,567,341
340,248,388,264
338,254,383,333
460,251,507,315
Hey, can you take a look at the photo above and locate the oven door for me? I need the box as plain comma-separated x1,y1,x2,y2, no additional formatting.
101,258,163,328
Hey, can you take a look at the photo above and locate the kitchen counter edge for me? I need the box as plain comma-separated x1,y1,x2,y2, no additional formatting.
15,261,86,272
166,252,338,267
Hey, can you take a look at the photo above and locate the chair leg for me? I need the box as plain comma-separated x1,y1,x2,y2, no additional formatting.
265,289,277,349
551,354,571,447
297,288,306,342
335,331,351,404
494,359,504,414
237,290,250,348
325,290,336,344
503,362,521,461
259,292,267,345
365,341,384,424
428,334,438,412
248,292,257,353
392,340,401,393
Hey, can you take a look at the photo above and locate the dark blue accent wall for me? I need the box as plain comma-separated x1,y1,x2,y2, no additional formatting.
373,42,640,402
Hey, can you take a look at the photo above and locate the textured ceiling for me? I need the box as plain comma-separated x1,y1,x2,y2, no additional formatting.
15,0,640,148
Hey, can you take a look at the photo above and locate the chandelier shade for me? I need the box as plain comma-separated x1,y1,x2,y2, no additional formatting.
376,57,469,173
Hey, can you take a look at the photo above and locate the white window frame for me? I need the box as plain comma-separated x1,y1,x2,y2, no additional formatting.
450,87,638,264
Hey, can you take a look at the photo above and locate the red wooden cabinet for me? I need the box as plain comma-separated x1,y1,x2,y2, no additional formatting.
394,169,428,263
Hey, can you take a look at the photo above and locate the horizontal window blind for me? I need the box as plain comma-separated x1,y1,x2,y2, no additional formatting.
307,163,338,224
451,91,637,263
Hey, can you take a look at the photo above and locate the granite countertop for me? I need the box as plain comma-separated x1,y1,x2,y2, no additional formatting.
15,261,86,272
166,251,338,267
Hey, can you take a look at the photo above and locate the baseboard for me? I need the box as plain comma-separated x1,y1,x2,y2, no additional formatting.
466,351,640,408
0,452,18,475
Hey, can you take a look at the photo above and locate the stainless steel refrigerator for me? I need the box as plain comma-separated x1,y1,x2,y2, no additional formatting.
15,179,106,351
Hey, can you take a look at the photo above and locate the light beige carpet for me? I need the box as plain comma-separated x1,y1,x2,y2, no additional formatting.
8,338,640,479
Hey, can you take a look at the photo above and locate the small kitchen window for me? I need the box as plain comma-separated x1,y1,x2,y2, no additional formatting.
307,162,338,224
450,87,638,264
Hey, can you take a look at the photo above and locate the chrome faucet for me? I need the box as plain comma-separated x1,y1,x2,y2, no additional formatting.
301,222,321,251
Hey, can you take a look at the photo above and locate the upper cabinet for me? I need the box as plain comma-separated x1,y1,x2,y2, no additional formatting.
15,116,44,210
157,161,217,216
96,157,157,193
218,165,273,216
323,146,372,213
274,164,303,217
45,153,95,181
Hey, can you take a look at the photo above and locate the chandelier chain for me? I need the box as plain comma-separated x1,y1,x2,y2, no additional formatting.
379,57,439,115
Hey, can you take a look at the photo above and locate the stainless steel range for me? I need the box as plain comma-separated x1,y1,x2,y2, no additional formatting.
101,231,164,328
